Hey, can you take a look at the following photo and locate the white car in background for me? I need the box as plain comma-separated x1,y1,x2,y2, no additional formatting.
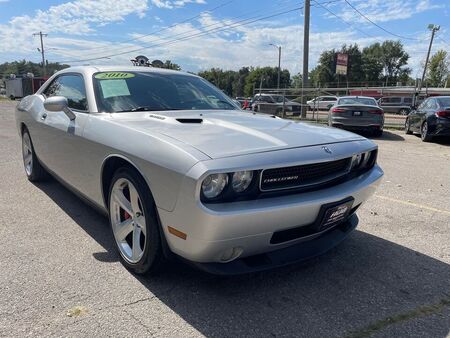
308,96,338,110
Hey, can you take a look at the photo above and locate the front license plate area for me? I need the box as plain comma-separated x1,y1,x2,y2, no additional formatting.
315,198,354,232
353,111,362,116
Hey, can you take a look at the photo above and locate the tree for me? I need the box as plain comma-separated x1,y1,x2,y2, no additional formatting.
379,40,411,85
0,60,69,78
426,50,449,87
243,67,290,96
152,60,181,70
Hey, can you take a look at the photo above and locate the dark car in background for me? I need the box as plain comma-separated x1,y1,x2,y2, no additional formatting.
377,96,413,115
329,96,384,136
251,93,302,116
405,96,450,142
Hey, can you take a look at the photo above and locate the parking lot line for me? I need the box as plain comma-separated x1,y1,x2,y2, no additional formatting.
375,195,450,216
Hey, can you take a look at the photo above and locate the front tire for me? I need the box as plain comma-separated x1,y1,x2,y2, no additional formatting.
405,117,413,135
22,130,47,182
108,167,164,275
399,108,409,115
421,121,433,142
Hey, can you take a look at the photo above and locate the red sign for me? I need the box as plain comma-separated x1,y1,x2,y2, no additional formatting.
336,53,348,75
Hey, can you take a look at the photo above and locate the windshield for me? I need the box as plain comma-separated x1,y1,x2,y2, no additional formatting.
338,97,377,106
272,95,286,103
93,71,238,113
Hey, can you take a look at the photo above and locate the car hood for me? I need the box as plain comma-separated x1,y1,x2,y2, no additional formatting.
112,110,365,159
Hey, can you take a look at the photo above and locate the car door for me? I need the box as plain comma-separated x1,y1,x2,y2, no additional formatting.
38,73,90,186
410,100,428,130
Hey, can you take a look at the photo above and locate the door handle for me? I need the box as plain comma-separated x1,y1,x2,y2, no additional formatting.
41,113,48,120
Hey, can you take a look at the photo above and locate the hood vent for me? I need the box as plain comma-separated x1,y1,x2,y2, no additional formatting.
176,118,203,124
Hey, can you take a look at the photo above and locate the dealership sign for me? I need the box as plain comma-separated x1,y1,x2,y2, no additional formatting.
336,53,348,75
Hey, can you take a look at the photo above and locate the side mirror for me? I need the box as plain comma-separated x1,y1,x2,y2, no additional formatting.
43,96,76,120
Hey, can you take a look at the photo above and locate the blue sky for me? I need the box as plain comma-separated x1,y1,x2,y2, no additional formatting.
0,0,449,76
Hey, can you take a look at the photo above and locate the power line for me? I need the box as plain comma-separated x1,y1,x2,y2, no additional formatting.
343,0,423,42
78,0,235,53
312,0,381,41
58,0,343,63
64,1,306,61
60,5,305,63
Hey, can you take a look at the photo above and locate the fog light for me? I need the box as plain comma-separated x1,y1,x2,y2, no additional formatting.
220,247,243,262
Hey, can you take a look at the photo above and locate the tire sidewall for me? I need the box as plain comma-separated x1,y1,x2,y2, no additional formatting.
108,168,162,274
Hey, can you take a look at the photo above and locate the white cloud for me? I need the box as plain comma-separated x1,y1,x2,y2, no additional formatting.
151,0,206,9
330,0,444,23
0,0,149,63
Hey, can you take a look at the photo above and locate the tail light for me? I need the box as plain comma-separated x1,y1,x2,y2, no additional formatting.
436,110,450,118
368,109,383,115
331,107,346,113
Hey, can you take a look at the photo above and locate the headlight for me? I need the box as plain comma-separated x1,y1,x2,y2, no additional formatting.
351,153,363,169
231,171,253,192
201,173,228,199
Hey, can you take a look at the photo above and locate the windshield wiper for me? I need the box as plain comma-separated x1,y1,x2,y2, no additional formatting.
130,106,162,112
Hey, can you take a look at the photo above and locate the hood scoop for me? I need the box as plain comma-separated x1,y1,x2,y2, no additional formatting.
176,118,203,124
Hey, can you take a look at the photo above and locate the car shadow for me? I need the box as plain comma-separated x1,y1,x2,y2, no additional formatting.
34,180,450,338
357,130,405,141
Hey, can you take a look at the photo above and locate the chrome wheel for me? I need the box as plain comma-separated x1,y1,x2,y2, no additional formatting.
22,132,33,176
421,122,428,140
110,178,147,264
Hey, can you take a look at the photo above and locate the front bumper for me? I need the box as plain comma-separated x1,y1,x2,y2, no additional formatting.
158,164,383,264
190,213,358,275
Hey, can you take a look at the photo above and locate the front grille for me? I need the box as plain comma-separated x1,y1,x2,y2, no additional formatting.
260,157,352,191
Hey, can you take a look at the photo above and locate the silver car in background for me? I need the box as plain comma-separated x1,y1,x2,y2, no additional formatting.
15,66,383,275
329,96,385,136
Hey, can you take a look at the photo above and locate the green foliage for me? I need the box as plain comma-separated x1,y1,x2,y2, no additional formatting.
310,40,411,87
426,50,449,87
153,60,181,70
198,66,290,97
0,60,69,79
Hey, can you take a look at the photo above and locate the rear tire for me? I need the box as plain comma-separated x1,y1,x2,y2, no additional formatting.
373,128,383,137
108,167,164,275
399,108,409,115
22,129,48,182
421,121,433,142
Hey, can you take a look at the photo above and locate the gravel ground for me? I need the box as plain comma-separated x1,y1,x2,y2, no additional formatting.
0,101,449,338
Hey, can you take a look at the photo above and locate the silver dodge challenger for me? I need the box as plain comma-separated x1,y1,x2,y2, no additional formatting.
15,66,383,275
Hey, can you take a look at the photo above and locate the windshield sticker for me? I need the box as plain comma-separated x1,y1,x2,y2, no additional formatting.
99,79,130,98
94,72,135,79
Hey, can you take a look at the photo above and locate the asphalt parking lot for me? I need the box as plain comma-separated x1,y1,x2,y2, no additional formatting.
0,101,449,337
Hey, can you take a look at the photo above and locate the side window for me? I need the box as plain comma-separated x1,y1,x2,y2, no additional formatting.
43,74,88,111
418,100,429,110
428,99,438,110
403,97,412,104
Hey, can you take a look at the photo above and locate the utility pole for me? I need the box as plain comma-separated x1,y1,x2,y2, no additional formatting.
270,44,282,90
301,0,310,118
418,24,440,94
33,31,48,76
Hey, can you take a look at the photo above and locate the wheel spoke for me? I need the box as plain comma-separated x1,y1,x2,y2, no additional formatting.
135,215,146,236
131,227,143,261
129,183,141,214
24,153,32,166
115,218,134,241
113,189,133,215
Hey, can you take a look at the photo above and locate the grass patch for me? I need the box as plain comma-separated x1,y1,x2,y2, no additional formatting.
344,294,450,338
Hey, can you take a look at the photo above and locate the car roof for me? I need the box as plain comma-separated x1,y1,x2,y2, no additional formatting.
55,65,196,78
339,96,376,100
